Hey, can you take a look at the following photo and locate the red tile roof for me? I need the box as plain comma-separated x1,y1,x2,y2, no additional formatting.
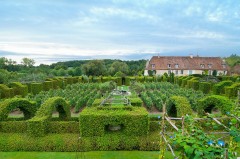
146,56,230,70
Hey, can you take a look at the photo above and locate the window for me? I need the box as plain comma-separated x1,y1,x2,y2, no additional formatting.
168,70,171,74
200,64,205,68
175,70,178,75
223,71,226,75
175,64,179,68
189,70,192,75
208,64,212,68
222,64,226,68
181,70,184,74
167,64,171,68
151,64,155,69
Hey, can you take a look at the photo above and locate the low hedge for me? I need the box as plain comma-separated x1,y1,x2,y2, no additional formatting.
197,95,235,116
92,98,103,106
47,121,79,133
212,80,233,95
225,82,240,98
0,132,160,151
27,97,70,137
79,106,149,137
129,98,143,107
0,84,13,98
43,81,53,91
0,98,36,121
166,96,193,117
8,82,28,97
0,121,27,133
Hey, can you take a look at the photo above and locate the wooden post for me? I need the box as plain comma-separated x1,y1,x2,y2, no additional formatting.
182,116,185,159
159,104,166,159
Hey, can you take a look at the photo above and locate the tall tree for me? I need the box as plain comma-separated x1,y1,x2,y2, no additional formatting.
81,60,107,76
21,58,35,67
109,61,129,76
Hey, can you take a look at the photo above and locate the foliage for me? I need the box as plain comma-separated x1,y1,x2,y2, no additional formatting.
212,80,233,95
166,96,193,117
129,98,143,107
0,84,14,98
0,98,36,120
199,82,212,94
225,82,240,98
30,83,43,95
197,95,235,116
79,106,149,137
21,58,35,67
81,60,107,76
8,82,28,97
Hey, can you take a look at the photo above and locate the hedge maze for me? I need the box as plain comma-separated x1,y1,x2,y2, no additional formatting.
0,75,239,154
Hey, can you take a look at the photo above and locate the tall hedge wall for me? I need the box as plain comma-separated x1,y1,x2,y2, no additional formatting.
27,97,70,137
225,83,240,98
43,81,54,91
0,84,13,98
31,83,43,95
0,98,36,121
166,96,193,117
212,80,233,95
197,95,234,116
79,106,149,137
199,82,211,94
8,82,28,97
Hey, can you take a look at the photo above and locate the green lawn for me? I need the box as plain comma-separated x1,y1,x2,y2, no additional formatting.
0,151,179,159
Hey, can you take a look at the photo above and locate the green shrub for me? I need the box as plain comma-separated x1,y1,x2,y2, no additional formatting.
65,77,73,85
92,98,103,106
191,80,199,90
145,76,153,82
0,121,27,133
31,83,43,95
93,77,102,83
0,98,36,121
136,76,144,83
27,97,70,137
129,98,143,107
199,82,211,94
102,77,111,83
47,121,79,133
197,95,234,116
79,107,149,137
225,82,240,98
212,80,233,95
43,81,53,91
166,96,193,117
8,82,28,97
125,77,131,86
0,84,11,98
181,76,193,88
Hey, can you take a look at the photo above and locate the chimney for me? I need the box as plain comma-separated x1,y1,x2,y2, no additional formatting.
190,54,193,59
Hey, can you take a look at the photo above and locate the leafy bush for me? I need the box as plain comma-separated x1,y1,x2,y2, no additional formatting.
0,84,13,98
31,83,43,95
43,81,53,91
8,82,28,97
199,82,211,94
225,82,240,98
212,80,233,95
129,98,143,107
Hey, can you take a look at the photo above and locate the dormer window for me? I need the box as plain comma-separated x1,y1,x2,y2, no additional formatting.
200,64,205,68
167,64,171,68
151,64,155,69
208,64,212,68
175,64,179,68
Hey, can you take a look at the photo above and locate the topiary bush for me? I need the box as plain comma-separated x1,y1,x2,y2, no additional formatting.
27,97,70,137
8,82,28,97
212,80,233,95
129,98,143,107
197,95,234,116
43,81,53,91
225,82,240,98
0,84,12,98
199,82,211,94
79,106,149,137
166,96,193,117
0,98,36,121
31,83,43,95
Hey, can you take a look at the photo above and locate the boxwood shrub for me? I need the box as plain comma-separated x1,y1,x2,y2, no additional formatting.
0,84,12,98
199,82,211,94
212,80,233,95
129,97,143,107
225,82,240,98
31,83,43,95
43,81,53,91
8,82,28,97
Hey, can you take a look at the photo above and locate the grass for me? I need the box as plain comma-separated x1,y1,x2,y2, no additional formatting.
0,151,179,159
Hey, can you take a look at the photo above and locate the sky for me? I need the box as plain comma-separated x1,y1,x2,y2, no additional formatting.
0,0,240,65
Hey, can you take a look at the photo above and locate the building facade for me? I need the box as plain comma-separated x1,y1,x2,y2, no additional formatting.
144,56,229,76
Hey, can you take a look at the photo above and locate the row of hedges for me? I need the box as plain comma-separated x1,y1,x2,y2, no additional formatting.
212,80,233,95
0,83,28,99
0,132,160,151
225,83,240,98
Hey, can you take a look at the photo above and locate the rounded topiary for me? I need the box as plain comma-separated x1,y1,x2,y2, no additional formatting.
8,82,28,97
197,95,234,116
0,98,36,120
166,96,193,117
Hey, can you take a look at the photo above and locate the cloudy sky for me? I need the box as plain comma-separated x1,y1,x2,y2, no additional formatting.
0,0,239,65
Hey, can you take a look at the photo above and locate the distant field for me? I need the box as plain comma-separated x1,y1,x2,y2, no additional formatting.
0,151,179,159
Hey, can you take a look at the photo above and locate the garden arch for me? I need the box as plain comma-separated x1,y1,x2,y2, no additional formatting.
0,98,36,120
166,96,192,117
197,95,234,116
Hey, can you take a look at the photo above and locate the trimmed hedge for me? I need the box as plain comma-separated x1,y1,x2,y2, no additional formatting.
212,80,233,95
181,76,193,88
199,82,211,94
31,83,43,95
166,96,193,117
79,106,149,137
0,121,27,133
27,97,70,137
8,82,28,97
197,95,234,116
43,81,53,91
47,121,79,133
0,98,36,121
0,84,13,98
92,98,103,106
225,82,240,98
129,98,143,107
